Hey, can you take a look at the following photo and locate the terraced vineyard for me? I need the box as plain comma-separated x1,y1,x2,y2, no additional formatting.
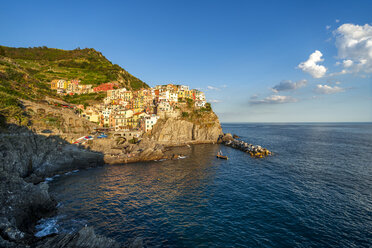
0,46,148,126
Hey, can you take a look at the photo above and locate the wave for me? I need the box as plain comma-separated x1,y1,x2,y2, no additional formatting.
35,216,60,237
45,174,60,183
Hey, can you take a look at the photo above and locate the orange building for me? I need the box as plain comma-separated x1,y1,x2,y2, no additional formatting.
93,82,118,92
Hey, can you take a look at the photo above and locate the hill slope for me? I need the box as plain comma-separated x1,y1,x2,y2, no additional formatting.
0,45,148,126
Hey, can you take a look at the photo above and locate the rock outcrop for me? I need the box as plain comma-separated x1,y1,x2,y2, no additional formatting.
0,125,104,180
0,171,56,247
0,125,107,247
149,114,223,146
34,226,122,248
22,99,97,136
99,137,166,164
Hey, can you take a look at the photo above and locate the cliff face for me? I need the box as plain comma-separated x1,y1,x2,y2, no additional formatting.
149,111,223,146
0,125,105,247
0,126,104,180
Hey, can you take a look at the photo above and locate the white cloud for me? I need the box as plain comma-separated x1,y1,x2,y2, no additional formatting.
210,99,221,103
336,19,340,23
207,86,220,91
271,79,307,92
334,23,372,74
298,50,327,78
250,94,259,100
315,84,345,94
326,25,331,30
342,59,353,67
249,95,298,105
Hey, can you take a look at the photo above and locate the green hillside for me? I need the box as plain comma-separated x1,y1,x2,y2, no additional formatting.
0,45,148,126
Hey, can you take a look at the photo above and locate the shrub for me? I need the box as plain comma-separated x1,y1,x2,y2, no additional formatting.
205,103,211,111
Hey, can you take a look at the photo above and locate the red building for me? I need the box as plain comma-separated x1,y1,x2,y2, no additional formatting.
93,82,118,92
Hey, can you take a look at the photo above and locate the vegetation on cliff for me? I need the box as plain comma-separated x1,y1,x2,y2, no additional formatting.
0,45,148,126
178,98,215,126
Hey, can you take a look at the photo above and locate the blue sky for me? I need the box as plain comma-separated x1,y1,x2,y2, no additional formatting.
1,0,371,122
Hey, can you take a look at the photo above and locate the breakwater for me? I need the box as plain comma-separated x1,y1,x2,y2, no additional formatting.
220,133,271,158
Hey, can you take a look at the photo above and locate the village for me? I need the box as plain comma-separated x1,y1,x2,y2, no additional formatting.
50,79,208,141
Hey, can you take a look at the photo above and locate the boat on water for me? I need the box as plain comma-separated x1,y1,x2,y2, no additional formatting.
217,150,228,160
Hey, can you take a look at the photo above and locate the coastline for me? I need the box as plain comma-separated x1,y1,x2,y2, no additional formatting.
0,116,276,248
0,123,223,247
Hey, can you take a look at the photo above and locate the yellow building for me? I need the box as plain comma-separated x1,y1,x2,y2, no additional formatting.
85,111,100,123
178,90,185,99
50,79,58,90
131,112,146,128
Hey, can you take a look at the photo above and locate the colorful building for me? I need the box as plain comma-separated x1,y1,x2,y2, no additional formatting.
93,82,118,92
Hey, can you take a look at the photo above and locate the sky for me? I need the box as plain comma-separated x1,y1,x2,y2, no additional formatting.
1,0,371,122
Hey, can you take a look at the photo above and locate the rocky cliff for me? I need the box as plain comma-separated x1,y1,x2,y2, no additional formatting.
0,125,106,247
0,125,104,180
149,111,223,146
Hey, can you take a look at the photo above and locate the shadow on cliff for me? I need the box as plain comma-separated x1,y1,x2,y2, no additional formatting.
1,123,105,182
0,123,107,247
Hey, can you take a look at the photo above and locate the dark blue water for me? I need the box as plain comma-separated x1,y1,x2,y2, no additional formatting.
43,123,372,247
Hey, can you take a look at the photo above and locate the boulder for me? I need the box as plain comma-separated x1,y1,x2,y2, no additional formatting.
0,171,56,244
233,134,240,139
221,133,234,142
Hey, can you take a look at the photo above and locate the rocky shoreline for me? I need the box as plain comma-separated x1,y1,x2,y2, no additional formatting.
0,123,222,247
0,125,139,247
0,121,269,247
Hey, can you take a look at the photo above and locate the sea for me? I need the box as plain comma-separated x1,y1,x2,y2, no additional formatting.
36,123,372,247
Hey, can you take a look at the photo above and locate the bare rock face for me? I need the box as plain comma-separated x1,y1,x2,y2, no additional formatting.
0,126,104,179
0,171,56,245
150,119,194,144
0,126,106,247
103,138,166,164
193,121,224,142
149,115,223,146
34,227,122,248
22,100,96,135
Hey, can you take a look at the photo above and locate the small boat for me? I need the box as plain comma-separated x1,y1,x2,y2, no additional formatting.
217,150,228,160
97,134,108,139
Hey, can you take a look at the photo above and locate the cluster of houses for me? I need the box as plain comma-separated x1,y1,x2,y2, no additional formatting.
79,84,207,135
50,79,208,136
50,79,119,95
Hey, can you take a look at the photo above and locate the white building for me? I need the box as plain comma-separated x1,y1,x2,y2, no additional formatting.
157,101,172,112
145,115,159,132
103,97,111,105
102,108,111,126
107,88,127,100
169,92,178,103
117,109,133,118
179,85,189,91
159,90,170,102
195,100,206,108
196,92,206,101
